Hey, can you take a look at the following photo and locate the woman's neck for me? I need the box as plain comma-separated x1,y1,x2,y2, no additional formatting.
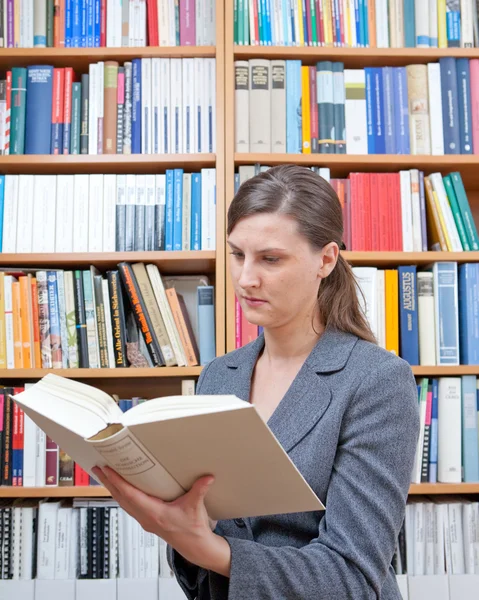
261,315,325,363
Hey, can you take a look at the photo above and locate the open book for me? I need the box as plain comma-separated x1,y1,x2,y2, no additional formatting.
12,374,324,520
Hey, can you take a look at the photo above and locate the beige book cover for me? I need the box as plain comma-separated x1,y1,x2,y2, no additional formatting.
406,65,431,156
12,374,324,521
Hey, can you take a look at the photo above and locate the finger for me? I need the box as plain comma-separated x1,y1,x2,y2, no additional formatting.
92,466,123,500
101,466,167,513
187,475,215,504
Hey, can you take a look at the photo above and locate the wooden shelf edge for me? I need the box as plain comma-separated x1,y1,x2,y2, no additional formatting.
234,153,479,166
0,367,203,379
411,366,479,376
409,483,479,494
343,251,479,265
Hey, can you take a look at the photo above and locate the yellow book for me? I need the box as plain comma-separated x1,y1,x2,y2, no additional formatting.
297,0,305,46
432,189,452,251
323,0,334,46
437,0,447,48
385,270,399,356
19,276,32,369
424,176,448,251
344,0,352,47
301,66,311,153
0,273,5,369
12,281,23,369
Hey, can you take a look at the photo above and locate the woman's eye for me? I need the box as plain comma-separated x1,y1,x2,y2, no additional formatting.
230,251,244,259
264,257,279,263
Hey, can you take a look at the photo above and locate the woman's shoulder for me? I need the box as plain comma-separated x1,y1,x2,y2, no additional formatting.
349,336,415,381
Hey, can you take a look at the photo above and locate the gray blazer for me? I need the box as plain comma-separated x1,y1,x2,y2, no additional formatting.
168,328,420,599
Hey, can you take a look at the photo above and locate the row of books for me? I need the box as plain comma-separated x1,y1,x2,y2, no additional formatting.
1,58,216,156
0,0,216,48
0,170,217,254
411,376,479,486
235,58,479,156
397,498,479,577
233,0,479,49
0,497,177,580
0,265,215,370
0,382,195,489
236,166,479,252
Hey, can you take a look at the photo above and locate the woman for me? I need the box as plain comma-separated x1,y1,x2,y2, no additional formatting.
94,164,420,599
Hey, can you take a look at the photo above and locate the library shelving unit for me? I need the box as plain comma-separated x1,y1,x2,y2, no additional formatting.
0,2,226,491
224,1,479,497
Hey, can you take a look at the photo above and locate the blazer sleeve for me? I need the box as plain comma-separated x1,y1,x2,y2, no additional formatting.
206,355,420,599
167,360,214,599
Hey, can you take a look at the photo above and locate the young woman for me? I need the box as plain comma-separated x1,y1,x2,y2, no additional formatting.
94,164,420,599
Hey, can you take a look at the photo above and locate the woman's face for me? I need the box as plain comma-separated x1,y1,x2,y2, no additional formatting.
228,212,335,330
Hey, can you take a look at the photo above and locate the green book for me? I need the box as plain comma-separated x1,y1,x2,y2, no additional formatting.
238,0,244,45
443,175,470,251
450,172,479,250
70,82,82,155
310,0,318,46
47,0,54,47
10,68,27,155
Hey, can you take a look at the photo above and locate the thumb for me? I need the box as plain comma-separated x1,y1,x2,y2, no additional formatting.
188,475,215,503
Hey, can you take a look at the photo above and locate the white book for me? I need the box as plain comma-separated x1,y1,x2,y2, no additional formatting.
460,0,474,47
433,502,446,575
144,174,156,252
200,168,216,251
448,574,479,600
407,575,449,600
271,60,286,153
417,272,436,366
117,578,158,600
73,174,90,253
76,579,117,600
234,61,250,153
34,579,76,600
405,503,416,575
125,173,136,252
12,504,22,579
151,58,161,154
352,267,378,341
415,0,430,46
16,174,34,253
37,500,62,579
56,270,69,369
22,414,37,487
32,175,56,252
102,278,116,369
115,174,127,251
88,174,104,252
399,171,414,252
429,173,463,251
170,59,183,153
249,59,271,152
97,62,104,153
200,59,209,154
204,0,215,44
68,509,78,579
106,0,121,46
33,0,47,47
194,57,204,152
158,576,189,599
449,503,466,574
182,58,195,154
88,63,98,155
318,168,330,181
167,0,176,46
138,0,147,46
409,170,423,251
158,0,170,46
396,574,408,600
425,503,435,575
55,175,74,253
103,174,116,252
4,275,15,368
109,507,119,579
141,58,152,154
0,581,35,600
376,269,386,349
437,378,462,483
134,173,146,251
462,502,479,574
160,58,171,153
429,0,438,46
3,175,19,252
344,69,367,154
414,501,426,575
206,58,216,153
427,64,445,155
54,506,72,579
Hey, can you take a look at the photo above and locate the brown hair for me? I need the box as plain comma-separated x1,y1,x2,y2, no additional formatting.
227,164,376,344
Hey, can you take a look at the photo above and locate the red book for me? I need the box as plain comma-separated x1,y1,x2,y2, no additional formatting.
5,71,11,154
377,174,390,251
62,67,73,154
305,0,312,46
100,0,107,47
146,0,159,46
74,463,91,486
51,67,65,154
361,173,372,251
316,0,324,46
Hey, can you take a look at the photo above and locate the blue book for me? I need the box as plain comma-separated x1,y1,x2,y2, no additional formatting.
119,399,133,412
72,0,81,47
428,379,439,483
87,0,94,47
173,169,184,251
197,286,216,365
80,0,87,46
360,0,367,47
458,263,479,365
165,170,174,251
382,67,395,154
373,68,385,153
286,60,302,153
354,0,361,46
47,271,62,368
65,0,73,46
462,375,479,482
94,0,101,46
365,68,376,153
439,57,461,154
132,59,142,155
456,58,473,154
190,173,202,250
433,262,460,365
0,176,4,252
265,0,273,45
25,66,53,154
403,0,415,47
393,67,410,154
446,10,461,47
398,266,419,365
282,0,290,45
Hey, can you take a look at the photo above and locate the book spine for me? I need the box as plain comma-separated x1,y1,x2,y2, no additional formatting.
439,57,460,154
10,67,26,154
106,270,128,367
73,269,89,367
80,73,89,154
398,265,419,366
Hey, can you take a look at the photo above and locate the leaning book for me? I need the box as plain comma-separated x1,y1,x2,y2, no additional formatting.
12,374,324,520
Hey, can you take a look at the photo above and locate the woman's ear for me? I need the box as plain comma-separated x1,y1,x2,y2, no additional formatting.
318,242,339,279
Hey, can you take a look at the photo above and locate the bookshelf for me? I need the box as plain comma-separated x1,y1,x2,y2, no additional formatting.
224,0,479,500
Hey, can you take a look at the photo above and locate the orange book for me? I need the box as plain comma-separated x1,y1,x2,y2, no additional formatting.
368,0,377,47
165,288,199,367
19,276,32,368
12,281,23,368
0,272,6,368
385,269,399,356
301,67,311,154
424,176,448,251
31,278,42,368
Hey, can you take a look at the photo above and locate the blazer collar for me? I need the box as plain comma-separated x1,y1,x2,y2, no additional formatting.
224,327,358,374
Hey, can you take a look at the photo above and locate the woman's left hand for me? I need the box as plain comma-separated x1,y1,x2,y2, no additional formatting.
92,465,230,576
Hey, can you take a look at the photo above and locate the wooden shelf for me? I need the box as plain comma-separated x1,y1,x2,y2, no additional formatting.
411,366,479,376
0,251,216,273
0,154,216,174
0,483,477,498
409,483,479,495
343,251,479,266
0,46,216,69
234,45,479,67
0,367,203,379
